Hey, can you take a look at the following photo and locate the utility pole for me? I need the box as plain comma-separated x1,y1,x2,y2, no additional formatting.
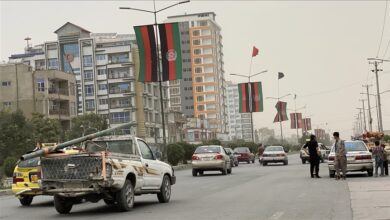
362,85,373,131
359,99,367,132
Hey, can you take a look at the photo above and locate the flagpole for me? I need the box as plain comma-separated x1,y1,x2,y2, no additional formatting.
294,94,299,144
249,56,254,143
278,78,283,144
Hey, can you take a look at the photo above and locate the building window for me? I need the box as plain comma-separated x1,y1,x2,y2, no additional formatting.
110,83,130,94
110,112,130,124
85,100,95,110
192,30,200,36
195,86,203,92
196,96,204,102
84,70,94,81
48,58,58,69
83,55,93,67
35,60,45,70
194,49,201,55
2,102,11,108
97,69,106,75
2,81,11,87
195,77,203,83
193,39,201,46
195,67,203,73
109,53,129,64
99,99,108,105
36,79,45,92
169,87,180,96
194,58,202,64
98,84,107,90
96,54,106,61
170,97,181,105
198,20,208,26
84,85,94,96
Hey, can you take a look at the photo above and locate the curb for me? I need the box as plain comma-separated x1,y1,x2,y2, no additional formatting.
0,189,12,197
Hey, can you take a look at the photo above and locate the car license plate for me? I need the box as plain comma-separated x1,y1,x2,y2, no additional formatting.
202,158,211,161
31,175,38,182
347,156,354,161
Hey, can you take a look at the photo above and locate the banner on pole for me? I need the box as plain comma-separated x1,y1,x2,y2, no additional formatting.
290,113,302,129
134,24,158,82
273,101,288,122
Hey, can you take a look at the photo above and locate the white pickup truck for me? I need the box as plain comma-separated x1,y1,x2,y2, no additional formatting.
40,135,176,214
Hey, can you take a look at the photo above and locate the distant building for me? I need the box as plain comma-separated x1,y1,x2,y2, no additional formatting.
8,22,168,142
165,12,228,136
0,63,76,129
226,81,252,142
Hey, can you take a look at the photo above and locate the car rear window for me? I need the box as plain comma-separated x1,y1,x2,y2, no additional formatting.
265,146,284,152
195,146,221,154
331,141,367,152
234,147,250,153
18,157,40,168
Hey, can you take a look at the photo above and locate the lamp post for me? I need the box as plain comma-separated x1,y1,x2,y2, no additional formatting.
230,70,268,142
266,93,291,144
120,0,190,160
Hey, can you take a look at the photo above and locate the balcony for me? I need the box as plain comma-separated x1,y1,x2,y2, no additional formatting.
109,88,131,94
49,108,69,116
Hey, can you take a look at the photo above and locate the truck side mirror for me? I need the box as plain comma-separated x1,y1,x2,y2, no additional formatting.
155,151,162,160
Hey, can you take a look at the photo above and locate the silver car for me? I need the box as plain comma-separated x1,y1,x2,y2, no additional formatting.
261,146,288,166
328,141,373,177
191,145,232,176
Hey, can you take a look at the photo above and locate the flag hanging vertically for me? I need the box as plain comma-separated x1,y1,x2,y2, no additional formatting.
278,72,285,80
250,82,264,112
238,83,250,113
290,113,303,129
158,23,182,81
302,118,312,131
252,46,259,57
273,101,289,122
134,25,158,82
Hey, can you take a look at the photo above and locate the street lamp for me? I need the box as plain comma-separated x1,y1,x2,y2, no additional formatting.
120,0,190,160
230,69,268,142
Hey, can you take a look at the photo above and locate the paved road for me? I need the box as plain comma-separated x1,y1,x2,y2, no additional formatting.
0,154,353,220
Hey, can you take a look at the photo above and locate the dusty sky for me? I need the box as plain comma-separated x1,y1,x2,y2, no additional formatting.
1,1,390,140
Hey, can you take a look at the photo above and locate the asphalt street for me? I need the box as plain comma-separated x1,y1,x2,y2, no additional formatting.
0,154,353,220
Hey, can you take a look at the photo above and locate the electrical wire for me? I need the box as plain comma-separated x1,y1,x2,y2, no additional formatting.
383,36,390,58
376,0,388,58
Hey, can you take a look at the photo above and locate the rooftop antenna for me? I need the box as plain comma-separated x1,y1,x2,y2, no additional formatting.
24,37,31,51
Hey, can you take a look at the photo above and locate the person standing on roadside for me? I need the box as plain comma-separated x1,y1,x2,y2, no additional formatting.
303,135,321,178
372,141,384,177
382,144,389,176
333,132,347,180
258,143,265,164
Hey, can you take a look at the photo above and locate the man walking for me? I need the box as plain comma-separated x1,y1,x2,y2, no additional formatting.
382,144,389,176
303,135,321,178
333,132,347,180
372,141,384,177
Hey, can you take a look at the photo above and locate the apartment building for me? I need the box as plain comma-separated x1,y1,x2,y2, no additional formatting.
226,82,252,142
0,63,76,129
8,22,167,142
165,12,228,135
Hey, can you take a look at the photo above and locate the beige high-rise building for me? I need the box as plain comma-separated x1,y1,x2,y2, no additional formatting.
0,63,77,129
165,12,228,135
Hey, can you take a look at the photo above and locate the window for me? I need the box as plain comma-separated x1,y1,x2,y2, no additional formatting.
110,112,130,123
98,84,107,90
171,97,181,104
193,39,201,45
194,49,201,55
2,81,11,87
85,85,94,96
69,83,75,95
35,60,45,70
196,86,203,92
98,69,106,75
2,102,11,108
84,70,94,81
99,99,108,105
85,100,95,110
169,87,180,95
195,67,203,73
196,96,204,102
197,105,205,111
96,54,106,61
37,79,45,92
194,58,202,64
195,77,203,83
138,140,154,160
192,30,200,36
83,55,93,67
198,20,208,26
109,53,129,63
48,58,58,69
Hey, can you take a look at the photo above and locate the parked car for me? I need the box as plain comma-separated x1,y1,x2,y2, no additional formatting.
225,148,239,167
300,143,329,163
192,145,232,176
328,140,373,177
261,146,288,166
234,147,255,164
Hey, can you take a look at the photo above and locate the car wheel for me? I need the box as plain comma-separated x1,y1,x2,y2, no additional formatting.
252,160,255,164
19,195,33,206
198,171,204,175
221,166,227,175
157,175,171,203
116,179,135,212
367,169,373,177
192,169,198,177
247,160,250,164
284,161,288,166
227,166,232,174
54,195,73,214
329,170,335,178
321,158,324,163
302,159,306,164
263,162,267,166
235,162,239,167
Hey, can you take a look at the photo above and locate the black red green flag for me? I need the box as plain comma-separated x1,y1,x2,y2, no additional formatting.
302,118,312,131
158,23,182,81
273,101,288,122
238,83,250,113
134,25,158,82
250,82,264,112
290,113,302,129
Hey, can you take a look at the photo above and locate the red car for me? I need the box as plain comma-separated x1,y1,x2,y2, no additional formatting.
234,147,255,164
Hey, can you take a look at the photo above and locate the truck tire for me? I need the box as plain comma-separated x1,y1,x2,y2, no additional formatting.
54,195,73,214
157,175,171,203
116,179,135,212
19,196,33,206
103,199,115,205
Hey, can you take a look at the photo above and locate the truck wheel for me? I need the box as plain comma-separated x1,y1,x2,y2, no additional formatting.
103,199,115,205
19,196,33,206
116,179,134,211
157,175,171,203
192,169,197,177
54,195,73,214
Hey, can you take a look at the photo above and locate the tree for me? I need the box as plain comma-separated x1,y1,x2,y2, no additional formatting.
66,113,108,140
3,157,17,177
202,139,221,145
384,135,390,143
167,144,184,166
29,113,61,143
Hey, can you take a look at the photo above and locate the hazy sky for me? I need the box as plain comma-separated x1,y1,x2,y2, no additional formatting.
1,1,390,140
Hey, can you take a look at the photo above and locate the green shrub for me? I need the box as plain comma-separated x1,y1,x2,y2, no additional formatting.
177,142,196,164
167,144,184,166
3,157,17,177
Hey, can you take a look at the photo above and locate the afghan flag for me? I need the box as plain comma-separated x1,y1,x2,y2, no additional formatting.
302,118,312,131
238,83,250,113
290,113,302,129
134,25,158,82
250,82,264,112
273,101,288,122
158,23,182,81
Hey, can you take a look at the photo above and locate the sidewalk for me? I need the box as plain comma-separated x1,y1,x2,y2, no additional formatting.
348,177,390,220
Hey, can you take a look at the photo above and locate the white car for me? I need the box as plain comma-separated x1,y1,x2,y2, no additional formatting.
192,145,232,176
328,140,373,177
261,146,288,166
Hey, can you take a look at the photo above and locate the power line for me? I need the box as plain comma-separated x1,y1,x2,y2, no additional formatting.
376,0,388,58
383,36,390,58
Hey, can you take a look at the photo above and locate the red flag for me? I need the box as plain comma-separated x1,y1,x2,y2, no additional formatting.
252,46,259,57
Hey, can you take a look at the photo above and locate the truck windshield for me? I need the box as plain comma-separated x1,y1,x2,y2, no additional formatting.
18,157,40,168
86,140,133,154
